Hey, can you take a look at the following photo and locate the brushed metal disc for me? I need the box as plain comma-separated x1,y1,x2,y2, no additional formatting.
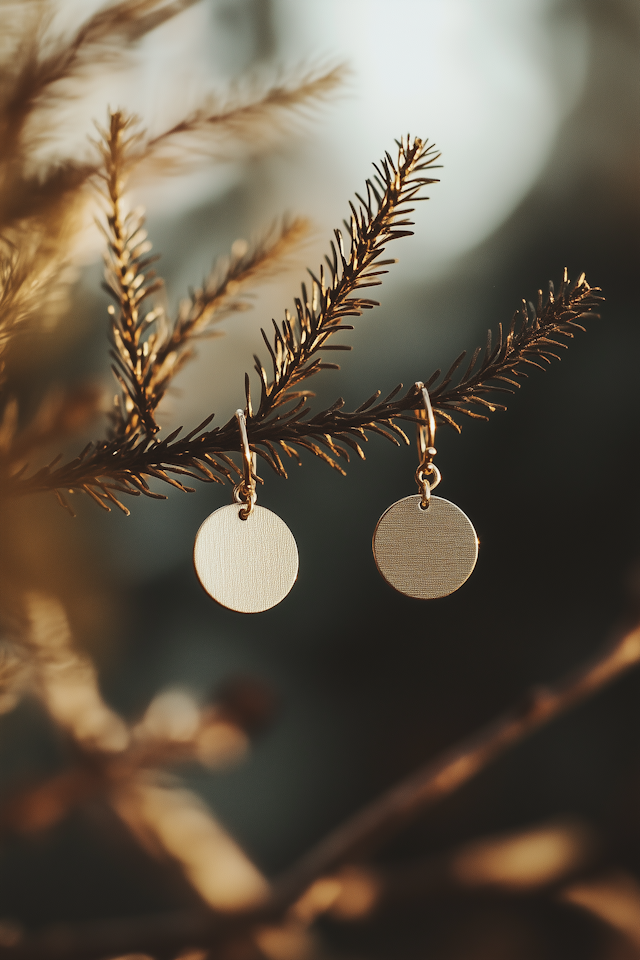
194,504,298,613
373,494,478,599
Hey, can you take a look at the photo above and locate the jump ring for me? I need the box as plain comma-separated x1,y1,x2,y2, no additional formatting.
233,482,257,519
415,462,442,495
419,477,431,509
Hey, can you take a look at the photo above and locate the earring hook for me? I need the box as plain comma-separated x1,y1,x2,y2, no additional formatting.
234,409,257,519
415,380,436,461
414,381,441,507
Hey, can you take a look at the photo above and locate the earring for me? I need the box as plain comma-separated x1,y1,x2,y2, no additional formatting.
193,409,299,613
372,382,478,599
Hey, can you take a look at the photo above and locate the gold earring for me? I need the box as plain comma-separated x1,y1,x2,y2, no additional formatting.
372,382,478,599
193,409,299,613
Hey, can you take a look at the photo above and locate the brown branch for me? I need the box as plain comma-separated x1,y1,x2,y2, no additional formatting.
0,270,599,502
0,710,255,837
0,1,200,237
97,110,314,445
0,136,443,502
1,620,639,960
3,148,599,505
0,670,274,837
141,64,349,170
142,216,312,417
98,111,164,440
249,135,440,419
270,623,640,906
0,119,599,509
171,216,311,341
0,712,243,837
428,268,602,425
0,0,201,145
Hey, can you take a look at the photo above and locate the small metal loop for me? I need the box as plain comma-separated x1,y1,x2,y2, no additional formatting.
418,477,431,509
415,463,442,508
234,409,257,519
233,483,258,519
233,483,257,505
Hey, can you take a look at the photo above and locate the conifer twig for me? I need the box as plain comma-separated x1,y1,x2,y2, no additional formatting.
0,0,201,148
0,120,601,509
149,215,311,405
96,111,314,446
1,269,600,506
0,1,201,237
99,112,164,439
249,135,441,418
142,64,349,169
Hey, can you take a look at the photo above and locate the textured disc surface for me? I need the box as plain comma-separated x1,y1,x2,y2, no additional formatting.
194,504,298,613
373,495,478,599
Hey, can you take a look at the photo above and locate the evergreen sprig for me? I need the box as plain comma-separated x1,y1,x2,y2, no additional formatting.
99,112,164,440
248,135,440,418
0,131,601,512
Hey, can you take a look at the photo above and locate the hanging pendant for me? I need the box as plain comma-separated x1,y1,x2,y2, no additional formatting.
373,494,477,599
194,502,298,613
193,410,299,613
372,382,478,599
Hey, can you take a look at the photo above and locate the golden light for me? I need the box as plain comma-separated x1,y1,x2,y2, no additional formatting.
561,872,640,947
329,867,381,920
254,921,315,960
112,780,270,911
26,592,130,753
450,822,593,890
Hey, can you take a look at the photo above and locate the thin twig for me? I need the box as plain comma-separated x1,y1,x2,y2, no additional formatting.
0,123,600,508
1,620,639,960
142,64,349,169
145,216,312,415
97,111,314,445
250,135,441,418
270,621,640,906
0,1,200,236
0,270,600,502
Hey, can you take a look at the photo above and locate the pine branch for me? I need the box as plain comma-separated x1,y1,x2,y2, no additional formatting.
0,267,600,507
0,60,347,236
141,64,349,171
0,133,600,509
0,136,441,503
0,241,46,346
0,0,201,149
249,135,441,419
271,618,640,906
98,111,164,440
176,217,311,332
428,268,602,424
96,110,316,445
0,163,94,242
0,385,101,464
0,238,72,386
0,1,200,235
0,8,347,311
146,216,311,414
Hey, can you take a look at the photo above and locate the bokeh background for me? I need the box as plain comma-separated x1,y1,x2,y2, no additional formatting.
1,1,640,957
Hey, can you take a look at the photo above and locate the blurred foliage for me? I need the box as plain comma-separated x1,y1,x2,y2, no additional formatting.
0,2,638,960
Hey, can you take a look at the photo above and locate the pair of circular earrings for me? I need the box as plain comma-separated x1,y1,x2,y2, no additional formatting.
193,383,479,613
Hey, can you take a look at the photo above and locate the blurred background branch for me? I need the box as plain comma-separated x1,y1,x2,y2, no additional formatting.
0,2,638,960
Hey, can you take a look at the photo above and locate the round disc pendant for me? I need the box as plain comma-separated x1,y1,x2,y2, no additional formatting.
194,504,299,613
373,495,478,599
